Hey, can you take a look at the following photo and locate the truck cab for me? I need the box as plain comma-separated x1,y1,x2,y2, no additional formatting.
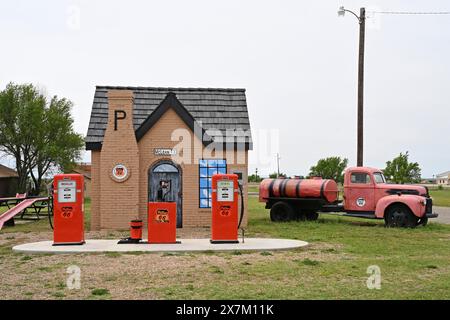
343,167,436,227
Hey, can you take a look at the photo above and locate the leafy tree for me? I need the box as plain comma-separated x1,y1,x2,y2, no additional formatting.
248,174,262,183
248,168,263,182
383,152,421,184
309,156,348,183
269,172,286,179
0,83,84,194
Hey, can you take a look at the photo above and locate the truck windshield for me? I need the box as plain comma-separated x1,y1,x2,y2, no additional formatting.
373,172,386,184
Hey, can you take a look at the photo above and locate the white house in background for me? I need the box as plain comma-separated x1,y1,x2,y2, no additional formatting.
436,171,450,185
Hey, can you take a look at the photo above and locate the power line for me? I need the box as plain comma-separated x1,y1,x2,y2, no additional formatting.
368,11,450,15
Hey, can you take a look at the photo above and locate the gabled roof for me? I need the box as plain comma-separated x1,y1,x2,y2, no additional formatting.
436,171,450,178
70,163,92,179
85,86,252,151
0,164,18,178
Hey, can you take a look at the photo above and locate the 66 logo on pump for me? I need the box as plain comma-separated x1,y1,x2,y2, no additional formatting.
156,209,169,223
61,207,74,219
219,205,231,217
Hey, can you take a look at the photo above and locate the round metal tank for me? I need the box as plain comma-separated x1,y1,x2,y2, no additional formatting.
259,178,338,203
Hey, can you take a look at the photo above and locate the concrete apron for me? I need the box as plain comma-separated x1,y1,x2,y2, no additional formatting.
12,238,308,254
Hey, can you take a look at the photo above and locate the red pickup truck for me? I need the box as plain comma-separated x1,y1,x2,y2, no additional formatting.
259,166,438,228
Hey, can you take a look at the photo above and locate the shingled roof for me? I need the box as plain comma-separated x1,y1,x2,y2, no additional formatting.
0,164,18,178
85,86,252,151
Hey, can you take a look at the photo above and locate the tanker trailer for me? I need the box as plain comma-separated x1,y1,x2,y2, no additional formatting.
259,177,339,221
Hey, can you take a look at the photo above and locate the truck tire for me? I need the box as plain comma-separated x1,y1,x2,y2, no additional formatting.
305,211,319,221
384,204,419,228
417,216,428,226
270,201,295,222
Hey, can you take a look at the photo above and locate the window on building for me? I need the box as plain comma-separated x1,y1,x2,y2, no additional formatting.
199,159,227,208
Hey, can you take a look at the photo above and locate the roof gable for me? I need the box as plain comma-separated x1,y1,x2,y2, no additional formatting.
0,164,18,178
135,92,212,146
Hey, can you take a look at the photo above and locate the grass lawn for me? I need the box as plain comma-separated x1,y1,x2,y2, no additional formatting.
429,188,450,207
248,184,259,193
0,196,449,299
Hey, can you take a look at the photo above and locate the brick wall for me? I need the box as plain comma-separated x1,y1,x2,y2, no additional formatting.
98,90,140,230
90,151,101,230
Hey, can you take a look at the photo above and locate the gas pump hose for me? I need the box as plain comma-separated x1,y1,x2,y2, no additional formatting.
238,183,244,229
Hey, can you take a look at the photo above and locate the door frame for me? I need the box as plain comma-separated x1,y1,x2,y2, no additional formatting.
148,159,183,228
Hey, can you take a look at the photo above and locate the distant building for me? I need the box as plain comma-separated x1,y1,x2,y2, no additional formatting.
436,171,450,185
0,164,19,197
420,178,436,184
69,163,92,198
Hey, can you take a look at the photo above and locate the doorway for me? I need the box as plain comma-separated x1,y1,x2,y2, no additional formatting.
149,161,182,228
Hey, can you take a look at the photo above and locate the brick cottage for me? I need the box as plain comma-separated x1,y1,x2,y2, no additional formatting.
85,86,252,230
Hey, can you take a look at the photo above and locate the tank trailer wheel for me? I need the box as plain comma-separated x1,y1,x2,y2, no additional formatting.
270,201,295,222
305,212,319,221
384,204,419,228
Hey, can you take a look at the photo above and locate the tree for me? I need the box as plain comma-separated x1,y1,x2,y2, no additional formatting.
269,172,286,179
248,168,263,182
309,156,348,183
0,83,84,194
383,152,421,184
248,174,262,183
0,83,43,192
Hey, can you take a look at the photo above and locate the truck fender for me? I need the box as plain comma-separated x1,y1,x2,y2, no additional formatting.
375,194,426,218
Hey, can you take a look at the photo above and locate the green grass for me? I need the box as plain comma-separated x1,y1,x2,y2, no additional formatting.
152,198,450,299
429,188,450,207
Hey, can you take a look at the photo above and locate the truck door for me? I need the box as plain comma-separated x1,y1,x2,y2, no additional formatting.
344,172,375,212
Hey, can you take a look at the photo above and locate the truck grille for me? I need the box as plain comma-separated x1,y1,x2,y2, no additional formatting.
426,198,432,214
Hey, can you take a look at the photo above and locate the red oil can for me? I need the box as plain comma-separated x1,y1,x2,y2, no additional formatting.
130,220,143,241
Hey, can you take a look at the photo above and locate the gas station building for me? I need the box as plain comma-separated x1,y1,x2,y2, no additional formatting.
85,86,252,230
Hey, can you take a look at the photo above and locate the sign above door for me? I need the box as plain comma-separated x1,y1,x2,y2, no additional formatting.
154,148,177,156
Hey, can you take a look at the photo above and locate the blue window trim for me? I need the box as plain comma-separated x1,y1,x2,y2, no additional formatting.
199,159,227,208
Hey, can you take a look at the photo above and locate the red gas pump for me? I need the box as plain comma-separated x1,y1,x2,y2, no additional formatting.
148,202,177,243
53,174,85,246
211,174,239,244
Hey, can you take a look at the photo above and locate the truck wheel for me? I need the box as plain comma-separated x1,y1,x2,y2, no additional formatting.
305,212,319,221
270,202,295,222
384,204,419,228
417,216,428,226
295,212,306,221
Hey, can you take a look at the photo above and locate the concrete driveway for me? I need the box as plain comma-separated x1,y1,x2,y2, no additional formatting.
432,206,450,225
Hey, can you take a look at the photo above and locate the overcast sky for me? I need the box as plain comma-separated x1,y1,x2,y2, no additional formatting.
1,0,449,178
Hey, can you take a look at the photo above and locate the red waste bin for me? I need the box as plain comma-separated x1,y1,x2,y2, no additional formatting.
130,220,143,241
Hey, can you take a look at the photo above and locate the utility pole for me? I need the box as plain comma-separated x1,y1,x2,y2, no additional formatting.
276,153,281,178
357,7,366,167
338,6,366,167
